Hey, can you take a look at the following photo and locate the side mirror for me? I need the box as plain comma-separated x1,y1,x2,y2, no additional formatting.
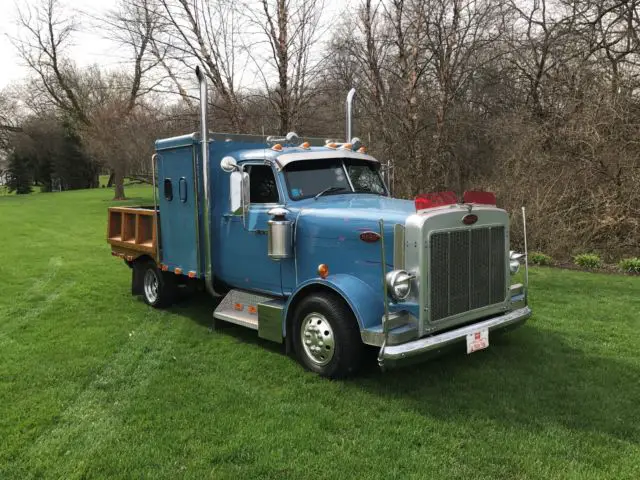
230,170,250,215
221,156,238,172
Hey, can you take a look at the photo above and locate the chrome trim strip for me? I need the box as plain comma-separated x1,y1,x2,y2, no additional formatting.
213,311,259,330
393,223,405,270
378,218,389,367
151,153,160,262
381,306,531,364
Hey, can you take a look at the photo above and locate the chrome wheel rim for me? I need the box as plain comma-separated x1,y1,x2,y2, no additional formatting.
143,269,159,304
301,313,335,366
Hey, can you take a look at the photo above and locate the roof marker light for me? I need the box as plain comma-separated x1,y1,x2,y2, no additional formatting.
326,143,337,149
341,143,352,150
357,146,367,153
300,142,310,149
272,143,283,151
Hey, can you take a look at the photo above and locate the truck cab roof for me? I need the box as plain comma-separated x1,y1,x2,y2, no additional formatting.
154,132,379,170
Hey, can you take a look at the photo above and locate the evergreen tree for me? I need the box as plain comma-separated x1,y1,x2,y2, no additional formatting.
54,120,98,190
6,152,33,194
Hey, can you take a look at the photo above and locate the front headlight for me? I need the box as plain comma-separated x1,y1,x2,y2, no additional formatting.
385,269,413,300
509,251,525,275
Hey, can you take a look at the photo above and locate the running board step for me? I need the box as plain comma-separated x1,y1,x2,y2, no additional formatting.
213,289,278,331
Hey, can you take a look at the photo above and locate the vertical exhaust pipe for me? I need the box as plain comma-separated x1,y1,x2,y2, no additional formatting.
346,88,356,142
196,66,215,296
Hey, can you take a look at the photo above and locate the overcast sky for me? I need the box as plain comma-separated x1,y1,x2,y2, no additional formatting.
0,0,120,89
0,0,350,90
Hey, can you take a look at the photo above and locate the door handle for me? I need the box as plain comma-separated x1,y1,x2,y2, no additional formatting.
179,177,187,203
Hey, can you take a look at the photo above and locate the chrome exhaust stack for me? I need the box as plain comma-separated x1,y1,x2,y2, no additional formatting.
346,88,356,142
195,66,216,297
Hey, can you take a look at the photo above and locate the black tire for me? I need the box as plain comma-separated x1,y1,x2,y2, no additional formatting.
292,292,363,378
137,260,177,308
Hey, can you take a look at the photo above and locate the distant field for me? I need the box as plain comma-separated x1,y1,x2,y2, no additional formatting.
1,186,639,479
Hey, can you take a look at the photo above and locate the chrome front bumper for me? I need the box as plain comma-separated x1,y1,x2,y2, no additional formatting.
379,306,532,368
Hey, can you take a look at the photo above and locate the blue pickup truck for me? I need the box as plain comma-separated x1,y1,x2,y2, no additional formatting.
107,68,531,378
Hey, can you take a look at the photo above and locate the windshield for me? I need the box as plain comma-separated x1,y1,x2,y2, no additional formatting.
284,158,387,200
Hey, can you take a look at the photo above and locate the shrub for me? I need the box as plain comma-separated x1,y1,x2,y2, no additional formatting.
618,258,640,273
574,253,602,269
529,251,553,266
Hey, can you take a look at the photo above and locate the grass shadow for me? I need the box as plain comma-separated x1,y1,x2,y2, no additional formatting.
166,290,285,355
159,290,639,445
353,324,639,444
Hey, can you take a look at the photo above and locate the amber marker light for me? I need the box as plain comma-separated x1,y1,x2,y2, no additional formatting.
326,143,337,149
174,267,183,275
357,146,367,153
341,143,352,150
272,143,283,151
300,142,310,149
318,264,329,278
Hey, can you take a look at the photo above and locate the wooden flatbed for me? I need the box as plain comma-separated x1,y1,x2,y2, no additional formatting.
107,206,158,262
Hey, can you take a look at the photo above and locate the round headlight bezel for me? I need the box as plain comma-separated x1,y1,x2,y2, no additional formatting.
509,259,520,275
509,251,525,275
385,269,413,301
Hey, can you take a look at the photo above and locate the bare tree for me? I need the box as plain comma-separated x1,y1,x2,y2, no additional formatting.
13,0,159,199
155,0,247,131
242,0,325,134
13,0,90,125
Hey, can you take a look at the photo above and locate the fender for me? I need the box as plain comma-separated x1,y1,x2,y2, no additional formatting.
283,273,384,335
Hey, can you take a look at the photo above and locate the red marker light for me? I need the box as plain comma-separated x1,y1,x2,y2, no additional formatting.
359,231,381,243
463,191,496,205
463,214,478,225
415,191,458,211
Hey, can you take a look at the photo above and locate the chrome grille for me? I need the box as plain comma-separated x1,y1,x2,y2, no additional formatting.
429,226,506,322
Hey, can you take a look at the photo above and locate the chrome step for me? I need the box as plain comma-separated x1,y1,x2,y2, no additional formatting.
213,289,276,330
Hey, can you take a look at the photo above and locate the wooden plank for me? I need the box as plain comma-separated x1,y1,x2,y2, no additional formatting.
108,239,155,254
107,206,159,261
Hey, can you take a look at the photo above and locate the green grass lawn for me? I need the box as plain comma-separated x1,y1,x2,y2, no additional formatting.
1,187,639,479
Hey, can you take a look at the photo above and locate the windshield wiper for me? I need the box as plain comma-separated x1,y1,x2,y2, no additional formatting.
314,186,346,200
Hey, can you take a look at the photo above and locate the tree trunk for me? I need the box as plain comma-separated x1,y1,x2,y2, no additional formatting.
113,168,126,200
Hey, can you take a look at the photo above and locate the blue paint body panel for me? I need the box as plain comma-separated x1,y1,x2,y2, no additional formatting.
153,134,419,333
155,143,202,275
282,274,383,333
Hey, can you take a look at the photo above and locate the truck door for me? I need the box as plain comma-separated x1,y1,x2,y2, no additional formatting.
156,146,201,275
220,164,282,295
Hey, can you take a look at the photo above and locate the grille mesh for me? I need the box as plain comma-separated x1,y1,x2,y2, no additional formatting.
429,226,506,322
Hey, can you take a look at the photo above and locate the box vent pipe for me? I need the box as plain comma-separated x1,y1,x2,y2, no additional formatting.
346,88,356,142
196,66,216,297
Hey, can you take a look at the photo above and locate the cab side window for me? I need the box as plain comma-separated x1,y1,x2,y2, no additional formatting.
247,165,279,203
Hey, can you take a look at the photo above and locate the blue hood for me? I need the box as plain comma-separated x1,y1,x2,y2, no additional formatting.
288,194,415,224
289,194,414,298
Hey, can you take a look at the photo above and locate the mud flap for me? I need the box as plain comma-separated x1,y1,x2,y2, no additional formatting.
131,263,144,295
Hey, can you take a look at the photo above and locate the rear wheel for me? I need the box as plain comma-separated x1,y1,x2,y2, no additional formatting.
137,261,176,308
292,293,363,378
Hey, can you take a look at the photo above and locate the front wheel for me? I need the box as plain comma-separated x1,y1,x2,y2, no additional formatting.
292,293,363,378
138,261,176,308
